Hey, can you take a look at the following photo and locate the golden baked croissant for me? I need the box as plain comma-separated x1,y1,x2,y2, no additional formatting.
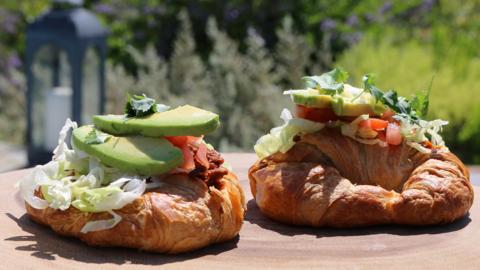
26,172,245,253
249,128,473,227
20,101,246,254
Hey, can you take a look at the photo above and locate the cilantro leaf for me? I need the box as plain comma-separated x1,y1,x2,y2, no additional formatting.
85,129,111,145
125,94,157,117
396,97,411,115
362,74,384,101
302,67,349,95
382,90,397,107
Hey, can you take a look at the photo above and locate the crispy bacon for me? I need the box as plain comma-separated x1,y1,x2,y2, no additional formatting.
189,145,228,187
165,136,228,186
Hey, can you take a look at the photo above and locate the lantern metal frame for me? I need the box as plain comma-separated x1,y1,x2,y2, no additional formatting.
25,5,108,165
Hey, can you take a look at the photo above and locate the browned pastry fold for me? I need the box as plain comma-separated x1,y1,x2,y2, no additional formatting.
249,128,474,227
26,172,245,253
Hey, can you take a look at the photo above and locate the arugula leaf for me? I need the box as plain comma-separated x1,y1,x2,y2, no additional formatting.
410,76,433,118
85,129,111,145
302,67,349,95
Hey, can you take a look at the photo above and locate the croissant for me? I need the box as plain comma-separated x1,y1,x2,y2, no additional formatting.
26,172,245,254
249,128,474,227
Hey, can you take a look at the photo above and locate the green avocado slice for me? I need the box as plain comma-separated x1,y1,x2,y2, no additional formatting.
72,125,183,176
290,90,386,116
93,105,220,137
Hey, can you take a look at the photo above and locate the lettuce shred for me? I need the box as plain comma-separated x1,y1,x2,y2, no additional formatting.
254,109,324,158
18,119,146,233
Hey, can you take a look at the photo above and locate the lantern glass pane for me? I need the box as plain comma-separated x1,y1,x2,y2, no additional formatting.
31,45,72,151
81,47,101,124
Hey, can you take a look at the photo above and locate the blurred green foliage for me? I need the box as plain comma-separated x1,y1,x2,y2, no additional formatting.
1,0,480,162
338,34,480,162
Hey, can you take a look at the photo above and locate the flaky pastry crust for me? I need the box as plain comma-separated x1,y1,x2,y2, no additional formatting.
249,128,473,227
26,172,245,253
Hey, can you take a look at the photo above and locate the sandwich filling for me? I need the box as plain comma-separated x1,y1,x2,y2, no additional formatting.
19,96,226,233
255,68,448,158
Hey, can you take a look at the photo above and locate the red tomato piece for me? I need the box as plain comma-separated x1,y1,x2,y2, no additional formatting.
386,123,402,145
295,105,339,122
358,118,388,131
180,145,196,170
165,136,188,147
166,136,200,147
166,136,201,171
381,109,396,121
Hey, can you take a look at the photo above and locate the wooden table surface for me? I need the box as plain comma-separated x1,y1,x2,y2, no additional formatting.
1,153,479,270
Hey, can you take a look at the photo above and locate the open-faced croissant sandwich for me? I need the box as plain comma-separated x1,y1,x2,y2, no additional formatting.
249,68,473,227
19,95,245,253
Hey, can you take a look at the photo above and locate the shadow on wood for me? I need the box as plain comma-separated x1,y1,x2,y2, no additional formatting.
245,199,472,237
4,213,239,266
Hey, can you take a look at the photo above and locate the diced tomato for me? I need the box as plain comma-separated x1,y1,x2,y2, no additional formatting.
386,123,402,145
358,118,388,131
180,144,196,170
196,143,209,168
381,109,396,121
165,136,200,147
165,136,188,147
166,136,201,171
296,105,339,123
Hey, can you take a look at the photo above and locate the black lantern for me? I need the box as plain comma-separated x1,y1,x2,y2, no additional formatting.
25,0,108,165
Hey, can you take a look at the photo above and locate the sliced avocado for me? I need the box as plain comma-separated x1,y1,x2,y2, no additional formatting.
291,89,334,108
93,105,220,137
291,90,386,117
72,125,183,176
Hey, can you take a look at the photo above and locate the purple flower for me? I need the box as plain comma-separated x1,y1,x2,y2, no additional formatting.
143,5,165,14
224,7,241,22
320,18,336,32
342,32,363,45
346,15,359,27
379,1,393,14
419,0,436,13
93,4,114,15
1,13,20,34
364,13,377,23
8,54,21,69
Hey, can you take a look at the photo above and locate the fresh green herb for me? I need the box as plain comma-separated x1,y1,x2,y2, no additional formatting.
125,94,170,117
125,94,156,117
85,129,111,145
360,74,433,123
410,75,433,118
302,67,349,95
362,74,385,101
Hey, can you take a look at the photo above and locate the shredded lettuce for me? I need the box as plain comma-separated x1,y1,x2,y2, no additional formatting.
72,177,145,212
396,117,448,147
254,109,324,158
80,210,122,234
18,118,147,233
407,142,431,154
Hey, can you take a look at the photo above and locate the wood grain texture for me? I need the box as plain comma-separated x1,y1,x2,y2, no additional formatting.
1,153,479,270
